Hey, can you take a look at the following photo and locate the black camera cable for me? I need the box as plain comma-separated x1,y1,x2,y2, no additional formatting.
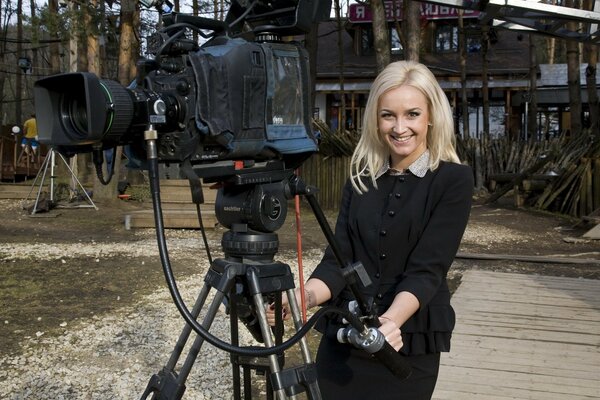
144,132,349,358
92,145,116,185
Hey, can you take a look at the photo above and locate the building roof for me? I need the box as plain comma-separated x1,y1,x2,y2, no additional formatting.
315,19,532,85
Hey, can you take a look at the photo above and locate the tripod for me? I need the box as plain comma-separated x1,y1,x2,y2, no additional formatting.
24,148,97,215
139,150,411,400
141,224,320,400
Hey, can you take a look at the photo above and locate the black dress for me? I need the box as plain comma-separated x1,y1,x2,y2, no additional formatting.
310,161,473,400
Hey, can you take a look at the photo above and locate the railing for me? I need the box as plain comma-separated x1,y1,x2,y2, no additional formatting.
0,135,44,181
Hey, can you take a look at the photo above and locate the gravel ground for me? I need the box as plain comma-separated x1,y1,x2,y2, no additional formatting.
0,243,321,400
0,196,322,399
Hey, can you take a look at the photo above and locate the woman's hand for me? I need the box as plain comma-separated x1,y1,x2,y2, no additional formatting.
265,279,331,327
378,316,403,352
265,291,294,327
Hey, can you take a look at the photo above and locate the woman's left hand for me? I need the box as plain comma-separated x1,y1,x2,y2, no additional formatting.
378,316,403,352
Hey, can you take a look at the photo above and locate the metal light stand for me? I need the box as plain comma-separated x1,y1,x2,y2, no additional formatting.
24,148,97,214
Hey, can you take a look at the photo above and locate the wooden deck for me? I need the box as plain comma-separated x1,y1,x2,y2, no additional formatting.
434,270,600,400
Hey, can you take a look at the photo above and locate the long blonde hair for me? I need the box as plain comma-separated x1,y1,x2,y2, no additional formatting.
350,61,460,193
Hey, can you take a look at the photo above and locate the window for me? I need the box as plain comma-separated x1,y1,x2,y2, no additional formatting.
467,36,481,53
435,25,458,53
360,28,374,56
358,27,403,56
391,28,403,55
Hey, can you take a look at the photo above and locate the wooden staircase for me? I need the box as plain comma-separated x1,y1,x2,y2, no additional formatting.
123,179,219,230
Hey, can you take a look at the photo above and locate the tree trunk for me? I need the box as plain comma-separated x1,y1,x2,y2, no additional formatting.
0,0,5,122
566,0,582,136
458,10,469,138
192,0,199,42
68,1,79,72
584,0,599,138
404,0,420,62
482,26,490,139
16,0,23,125
566,49,582,136
547,0,557,64
78,1,101,188
528,34,538,141
49,0,61,74
29,0,39,75
87,0,100,74
334,0,345,131
585,56,598,137
95,0,139,201
305,21,320,110
117,0,138,86
371,0,390,72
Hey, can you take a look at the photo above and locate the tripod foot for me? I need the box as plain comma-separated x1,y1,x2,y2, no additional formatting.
140,367,186,400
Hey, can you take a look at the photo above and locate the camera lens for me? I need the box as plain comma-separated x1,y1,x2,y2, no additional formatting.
63,93,91,141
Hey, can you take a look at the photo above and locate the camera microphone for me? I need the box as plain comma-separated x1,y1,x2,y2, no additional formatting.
337,326,412,380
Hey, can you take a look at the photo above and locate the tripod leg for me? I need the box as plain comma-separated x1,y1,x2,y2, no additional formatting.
23,151,50,204
176,289,228,385
31,153,53,214
246,268,287,400
164,284,211,371
56,152,97,209
140,284,222,400
285,289,313,364
285,288,322,400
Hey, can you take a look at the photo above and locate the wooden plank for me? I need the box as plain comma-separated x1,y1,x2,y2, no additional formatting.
449,336,598,361
438,366,599,396
436,372,598,400
451,299,600,321
582,223,600,239
0,183,48,199
452,323,599,346
452,285,600,304
455,312,600,332
158,179,217,204
444,347,599,379
456,251,600,265
124,208,217,229
433,270,600,400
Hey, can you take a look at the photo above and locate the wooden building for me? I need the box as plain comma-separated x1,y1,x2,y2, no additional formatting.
312,2,596,140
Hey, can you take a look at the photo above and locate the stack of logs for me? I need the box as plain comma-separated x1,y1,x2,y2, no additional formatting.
457,133,599,218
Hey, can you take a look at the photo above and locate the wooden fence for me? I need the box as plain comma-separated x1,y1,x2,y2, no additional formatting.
296,153,350,210
297,135,599,218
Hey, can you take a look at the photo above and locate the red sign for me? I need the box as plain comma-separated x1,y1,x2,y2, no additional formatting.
348,2,480,23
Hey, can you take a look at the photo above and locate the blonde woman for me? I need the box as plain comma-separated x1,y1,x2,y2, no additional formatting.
270,61,473,399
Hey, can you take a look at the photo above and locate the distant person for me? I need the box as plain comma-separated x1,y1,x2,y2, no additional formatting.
22,113,39,160
268,61,473,399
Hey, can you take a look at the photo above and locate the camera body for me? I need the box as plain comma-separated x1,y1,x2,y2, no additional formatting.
34,0,331,171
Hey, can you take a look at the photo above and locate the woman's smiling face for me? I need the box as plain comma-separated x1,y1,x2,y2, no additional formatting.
377,84,430,170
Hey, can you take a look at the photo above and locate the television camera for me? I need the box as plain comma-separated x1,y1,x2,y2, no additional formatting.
34,1,411,399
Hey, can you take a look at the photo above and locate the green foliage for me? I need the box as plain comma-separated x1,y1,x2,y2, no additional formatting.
125,184,151,202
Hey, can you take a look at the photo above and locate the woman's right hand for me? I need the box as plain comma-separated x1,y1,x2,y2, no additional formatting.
265,290,295,326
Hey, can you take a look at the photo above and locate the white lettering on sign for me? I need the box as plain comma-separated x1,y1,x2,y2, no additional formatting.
348,1,480,23
356,5,365,19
